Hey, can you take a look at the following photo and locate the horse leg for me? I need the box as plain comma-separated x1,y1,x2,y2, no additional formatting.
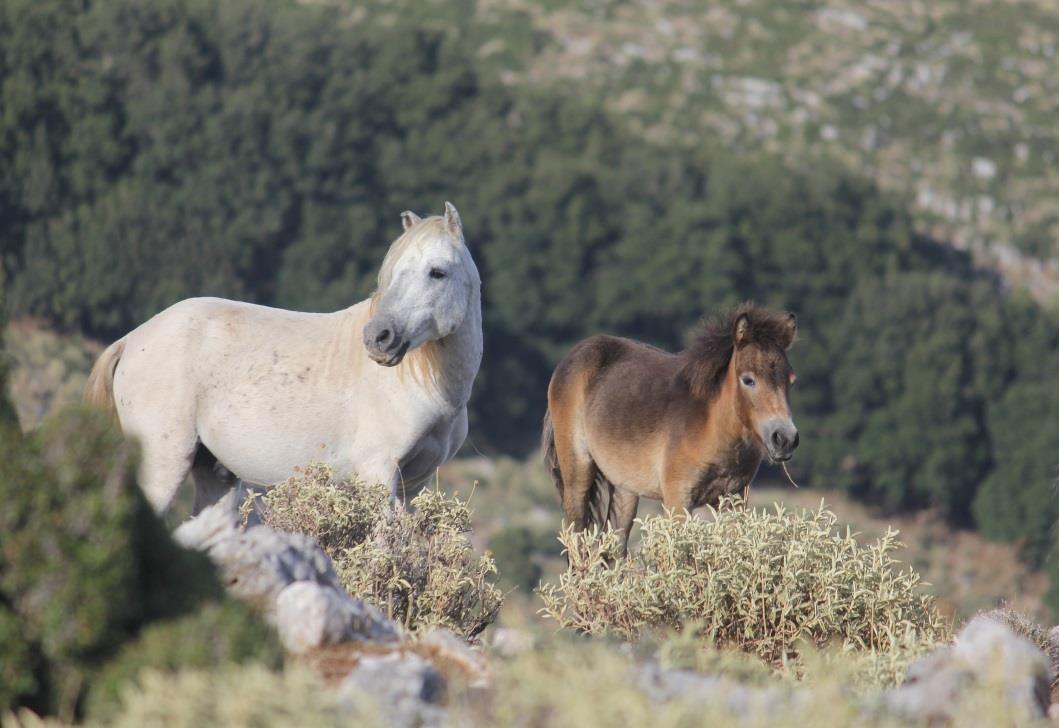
136,432,198,513
558,450,597,531
191,448,238,516
354,453,407,509
608,486,640,556
114,367,200,513
661,476,695,521
393,435,447,507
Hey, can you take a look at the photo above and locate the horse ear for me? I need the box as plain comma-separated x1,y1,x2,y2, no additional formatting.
443,201,463,237
782,312,798,350
733,313,751,348
401,211,421,231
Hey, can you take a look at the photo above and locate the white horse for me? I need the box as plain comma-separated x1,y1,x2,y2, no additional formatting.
85,203,482,514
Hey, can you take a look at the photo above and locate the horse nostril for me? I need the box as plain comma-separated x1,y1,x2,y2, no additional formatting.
375,329,391,345
771,430,784,449
792,432,800,449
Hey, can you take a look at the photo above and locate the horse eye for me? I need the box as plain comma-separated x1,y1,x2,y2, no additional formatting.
741,376,756,387
429,268,447,280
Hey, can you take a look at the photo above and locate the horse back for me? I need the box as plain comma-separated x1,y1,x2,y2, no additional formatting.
550,335,685,442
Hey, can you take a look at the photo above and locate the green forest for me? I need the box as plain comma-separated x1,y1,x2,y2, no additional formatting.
2,0,1058,602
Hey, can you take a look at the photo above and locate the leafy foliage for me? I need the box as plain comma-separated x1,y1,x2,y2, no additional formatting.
84,602,283,722
254,464,502,640
101,664,358,728
457,632,1053,728
539,499,948,668
0,408,281,719
972,347,1059,564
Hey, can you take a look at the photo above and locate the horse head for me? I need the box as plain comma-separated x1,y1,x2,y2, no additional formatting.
364,202,480,367
728,306,799,463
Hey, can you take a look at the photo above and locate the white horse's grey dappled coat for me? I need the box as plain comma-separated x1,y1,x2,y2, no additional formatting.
85,203,482,513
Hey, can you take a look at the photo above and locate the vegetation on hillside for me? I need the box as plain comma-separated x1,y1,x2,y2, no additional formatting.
1,0,1057,605
100,665,360,728
4,320,102,430
539,499,947,680
0,406,282,721
84,634,1058,727
493,0,1059,284
250,464,503,639
439,456,1051,622
0,321,1053,724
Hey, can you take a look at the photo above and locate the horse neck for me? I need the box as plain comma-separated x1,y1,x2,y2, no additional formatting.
404,288,483,409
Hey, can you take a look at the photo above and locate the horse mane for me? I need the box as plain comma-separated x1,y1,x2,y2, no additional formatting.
679,302,796,400
369,216,461,389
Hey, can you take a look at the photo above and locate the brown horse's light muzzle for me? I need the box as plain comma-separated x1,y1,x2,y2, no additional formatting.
762,418,799,462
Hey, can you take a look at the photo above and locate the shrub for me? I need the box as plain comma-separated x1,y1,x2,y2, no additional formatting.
101,664,365,728
538,499,949,669
84,602,284,721
0,408,282,719
458,639,873,728
463,634,1047,728
254,464,502,640
0,600,43,713
249,463,387,554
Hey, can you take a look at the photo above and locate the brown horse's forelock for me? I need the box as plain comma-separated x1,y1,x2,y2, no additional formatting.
679,303,795,400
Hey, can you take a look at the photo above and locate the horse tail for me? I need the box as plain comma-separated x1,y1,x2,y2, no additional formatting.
84,338,126,420
587,473,615,531
542,406,614,530
541,408,563,498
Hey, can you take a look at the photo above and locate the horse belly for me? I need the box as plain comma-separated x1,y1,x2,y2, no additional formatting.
586,430,666,500
195,383,358,485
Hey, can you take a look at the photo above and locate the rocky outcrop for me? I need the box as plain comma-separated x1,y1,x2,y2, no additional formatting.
880,615,1052,724
174,491,400,653
632,615,1053,725
339,652,446,728
637,662,804,717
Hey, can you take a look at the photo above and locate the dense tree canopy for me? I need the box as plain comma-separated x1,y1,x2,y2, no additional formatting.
2,0,1057,579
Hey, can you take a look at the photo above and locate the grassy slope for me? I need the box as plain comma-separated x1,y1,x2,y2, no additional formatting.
7,318,1046,621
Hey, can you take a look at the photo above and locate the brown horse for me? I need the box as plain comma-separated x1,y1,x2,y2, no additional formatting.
542,303,799,553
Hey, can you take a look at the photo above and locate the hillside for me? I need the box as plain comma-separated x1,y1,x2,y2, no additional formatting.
471,0,1059,297
5,319,1048,621
3,0,1058,610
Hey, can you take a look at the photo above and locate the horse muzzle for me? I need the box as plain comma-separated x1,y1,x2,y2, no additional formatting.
762,419,799,463
364,318,409,366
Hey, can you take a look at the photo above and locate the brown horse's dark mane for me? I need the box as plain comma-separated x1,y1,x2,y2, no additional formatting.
679,302,795,400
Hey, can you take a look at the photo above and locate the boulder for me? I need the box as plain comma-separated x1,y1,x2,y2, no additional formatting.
275,581,399,654
418,628,489,686
175,492,401,652
339,652,446,728
200,526,339,610
882,615,1051,724
172,488,245,550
